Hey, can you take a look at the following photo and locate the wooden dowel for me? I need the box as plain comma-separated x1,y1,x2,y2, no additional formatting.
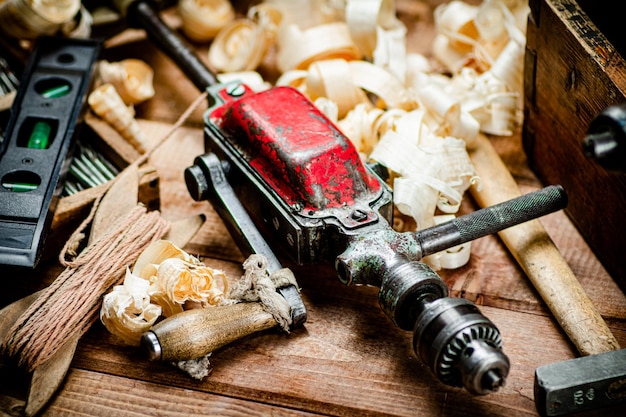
467,134,619,356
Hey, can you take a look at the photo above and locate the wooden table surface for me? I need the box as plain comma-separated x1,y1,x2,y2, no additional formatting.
1,2,625,416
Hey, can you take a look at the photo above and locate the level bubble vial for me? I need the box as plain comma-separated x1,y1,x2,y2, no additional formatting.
34,77,72,98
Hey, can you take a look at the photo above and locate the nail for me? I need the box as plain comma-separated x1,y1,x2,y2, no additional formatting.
70,164,99,188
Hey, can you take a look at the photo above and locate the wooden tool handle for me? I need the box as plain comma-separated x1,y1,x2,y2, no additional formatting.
149,302,277,361
468,134,619,356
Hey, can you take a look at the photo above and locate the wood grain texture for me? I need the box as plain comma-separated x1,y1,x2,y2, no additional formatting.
2,1,625,416
40,369,320,417
523,0,626,292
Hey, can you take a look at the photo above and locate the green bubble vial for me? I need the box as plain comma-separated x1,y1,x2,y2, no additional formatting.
27,121,51,149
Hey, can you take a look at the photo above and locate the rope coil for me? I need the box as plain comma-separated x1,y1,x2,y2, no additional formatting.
1,207,170,371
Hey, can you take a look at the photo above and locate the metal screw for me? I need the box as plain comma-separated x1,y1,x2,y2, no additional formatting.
351,209,368,222
226,83,246,97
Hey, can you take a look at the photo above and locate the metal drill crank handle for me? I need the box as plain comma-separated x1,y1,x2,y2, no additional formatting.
185,152,306,327
418,184,568,257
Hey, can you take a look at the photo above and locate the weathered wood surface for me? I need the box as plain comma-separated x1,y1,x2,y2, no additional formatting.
523,0,626,293
1,1,625,416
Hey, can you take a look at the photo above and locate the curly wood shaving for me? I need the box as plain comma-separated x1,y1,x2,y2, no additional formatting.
0,0,81,39
100,269,162,346
393,176,438,230
266,0,327,29
275,69,309,91
277,22,361,72
101,240,228,344
370,114,478,224
248,3,283,41
424,215,473,271
416,83,480,146
373,20,407,84
345,0,397,58
338,104,404,156
98,59,155,105
88,83,147,153
207,19,269,72
306,59,368,118
177,0,235,42
132,240,201,276
349,60,413,110
206,4,282,72
149,258,228,308
314,97,340,124
434,1,480,54
217,71,272,92
61,4,92,38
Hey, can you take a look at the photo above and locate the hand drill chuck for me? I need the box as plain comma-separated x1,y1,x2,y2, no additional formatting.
413,297,509,395
379,258,509,395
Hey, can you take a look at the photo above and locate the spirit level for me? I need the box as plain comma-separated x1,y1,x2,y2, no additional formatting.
0,37,100,268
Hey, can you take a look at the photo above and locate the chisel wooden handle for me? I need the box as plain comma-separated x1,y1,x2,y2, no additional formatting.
468,134,619,356
141,302,277,361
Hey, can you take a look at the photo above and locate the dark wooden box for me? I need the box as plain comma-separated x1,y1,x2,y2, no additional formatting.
523,0,626,293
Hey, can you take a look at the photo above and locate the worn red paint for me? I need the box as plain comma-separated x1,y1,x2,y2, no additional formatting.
210,86,381,211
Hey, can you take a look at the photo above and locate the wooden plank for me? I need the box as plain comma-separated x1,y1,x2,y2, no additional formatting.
40,369,319,417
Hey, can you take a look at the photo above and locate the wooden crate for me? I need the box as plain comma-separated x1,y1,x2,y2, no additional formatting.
523,0,626,292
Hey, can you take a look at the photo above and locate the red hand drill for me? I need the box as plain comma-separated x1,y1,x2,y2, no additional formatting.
124,0,567,395
184,82,567,395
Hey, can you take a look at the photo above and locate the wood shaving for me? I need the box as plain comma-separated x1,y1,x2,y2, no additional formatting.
87,83,148,153
98,59,155,105
217,71,272,92
178,0,235,42
0,0,81,39
100,240,228,344
277,22,361,72
207,4,282,72
100,269,162,346
345,0,397,58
